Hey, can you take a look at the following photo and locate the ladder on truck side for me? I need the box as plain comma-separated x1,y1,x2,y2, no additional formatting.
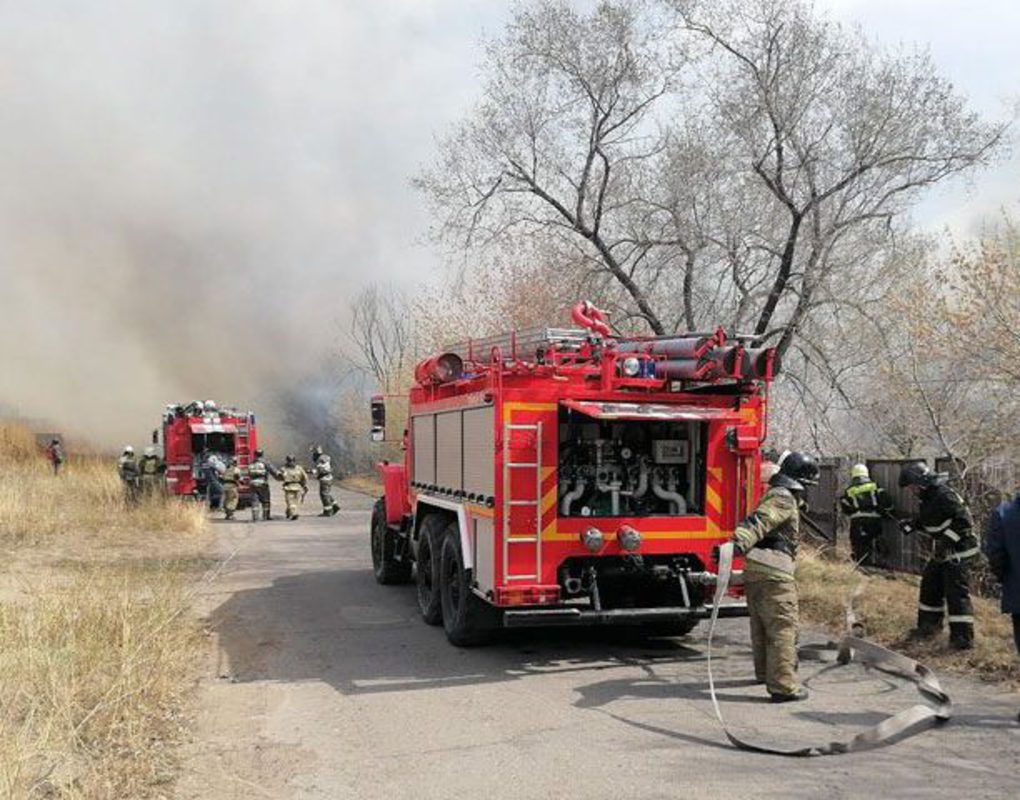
234,418,251,468
502,421,543,582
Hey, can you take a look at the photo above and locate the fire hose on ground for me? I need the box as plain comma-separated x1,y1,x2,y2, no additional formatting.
706,542,952,756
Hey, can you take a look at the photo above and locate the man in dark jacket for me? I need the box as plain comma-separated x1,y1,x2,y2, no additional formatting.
984,487,1020,710
899,461,978,650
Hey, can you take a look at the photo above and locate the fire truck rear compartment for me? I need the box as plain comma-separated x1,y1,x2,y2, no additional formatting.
557,405,707,517
190,432,235,459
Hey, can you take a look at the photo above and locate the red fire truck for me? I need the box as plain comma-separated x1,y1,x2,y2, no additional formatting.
157,401,259,504
370,302,779,645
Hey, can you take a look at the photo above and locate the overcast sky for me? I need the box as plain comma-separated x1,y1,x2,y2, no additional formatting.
0,1,1015,445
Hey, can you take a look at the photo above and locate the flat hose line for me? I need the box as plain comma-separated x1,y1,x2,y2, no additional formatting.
706,542,952,756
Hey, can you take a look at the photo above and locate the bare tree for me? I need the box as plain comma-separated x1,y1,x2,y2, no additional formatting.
417,0,1005,357
415,0,686,334
347,284,414,393
675,0,1006,355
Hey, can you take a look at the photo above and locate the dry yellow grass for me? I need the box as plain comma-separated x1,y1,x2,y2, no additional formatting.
0,422,213,798
0,565,204,798
798,545,1020,686
0,444,207,549
0,422,40,463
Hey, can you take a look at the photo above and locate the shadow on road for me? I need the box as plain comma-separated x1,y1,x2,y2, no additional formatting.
206,567,723,697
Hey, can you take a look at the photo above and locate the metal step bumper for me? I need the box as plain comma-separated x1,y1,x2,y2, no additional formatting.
502,603,748,628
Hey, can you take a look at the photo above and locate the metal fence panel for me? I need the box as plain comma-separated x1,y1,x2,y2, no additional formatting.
803,458,843,541
866,459,926,573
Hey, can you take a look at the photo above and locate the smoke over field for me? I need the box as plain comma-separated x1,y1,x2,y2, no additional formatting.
0,1,499,448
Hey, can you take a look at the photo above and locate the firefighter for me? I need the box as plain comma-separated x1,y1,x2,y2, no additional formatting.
310,445,340,517
117,445,140,505
139,446,166,499
731,450,820,703
247,449,276,521
220,456,242,520
839,463,893,566
201,450,224,510
899,461,978,650
45,438,64,476
276,455,307,521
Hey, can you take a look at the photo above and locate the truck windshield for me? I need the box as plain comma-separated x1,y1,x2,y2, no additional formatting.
558,404,706,517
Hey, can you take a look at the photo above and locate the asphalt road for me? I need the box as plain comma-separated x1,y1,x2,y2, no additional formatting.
176,487,1020,800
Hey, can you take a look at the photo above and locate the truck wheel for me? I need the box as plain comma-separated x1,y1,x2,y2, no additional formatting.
415,515,444,625
439,523,496,646
371,499,411,585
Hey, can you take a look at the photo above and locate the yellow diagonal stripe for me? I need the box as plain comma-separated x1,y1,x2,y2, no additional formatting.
706,484,722,515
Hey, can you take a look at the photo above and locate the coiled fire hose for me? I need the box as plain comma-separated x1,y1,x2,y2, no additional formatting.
706,542,952,756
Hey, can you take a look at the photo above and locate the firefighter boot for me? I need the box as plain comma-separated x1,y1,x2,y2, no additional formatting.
770,688,809,703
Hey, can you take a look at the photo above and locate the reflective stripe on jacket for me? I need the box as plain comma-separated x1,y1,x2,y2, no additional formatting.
839,480,891,520
917,482,977,560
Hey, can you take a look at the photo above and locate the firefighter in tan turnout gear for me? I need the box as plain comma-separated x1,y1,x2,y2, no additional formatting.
899,461,978,650
731,450,820,703
310,445,340,517
117,445,140,505
247,449,276,521
276,455,307,521
139,446,166,499
220,456,242,520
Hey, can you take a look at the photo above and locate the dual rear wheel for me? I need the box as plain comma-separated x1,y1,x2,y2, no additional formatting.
416,513,497,646
377,504,696,644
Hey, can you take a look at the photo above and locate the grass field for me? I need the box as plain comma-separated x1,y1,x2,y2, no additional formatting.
0,422,213,798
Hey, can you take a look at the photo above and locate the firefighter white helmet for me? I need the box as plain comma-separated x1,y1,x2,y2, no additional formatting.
205,400,217,411
144,446,156,457
850,463,869,481
123,445,134,455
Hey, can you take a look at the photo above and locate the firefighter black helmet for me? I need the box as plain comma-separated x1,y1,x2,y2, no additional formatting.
773,450,820,492
898,461,934,488
285,454,296,465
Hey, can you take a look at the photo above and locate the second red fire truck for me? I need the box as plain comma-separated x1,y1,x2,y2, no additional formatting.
157,400,259,505
370,302,779,645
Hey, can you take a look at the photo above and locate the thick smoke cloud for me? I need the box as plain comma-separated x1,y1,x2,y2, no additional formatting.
0,0,504,448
